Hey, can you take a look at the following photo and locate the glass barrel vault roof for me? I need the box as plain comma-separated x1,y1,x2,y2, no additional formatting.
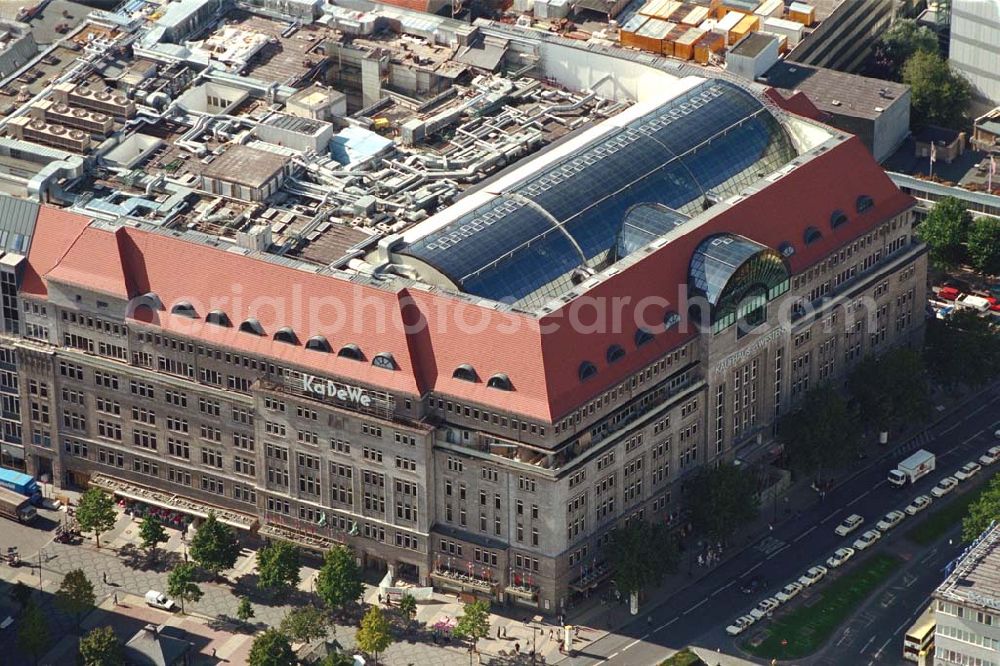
398,79,797,308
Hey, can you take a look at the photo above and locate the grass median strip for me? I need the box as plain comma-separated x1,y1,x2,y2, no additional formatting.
906,490,979,546
742,553,900,660
660,648,705,666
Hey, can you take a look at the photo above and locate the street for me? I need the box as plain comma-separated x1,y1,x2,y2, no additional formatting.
561,385,1000,666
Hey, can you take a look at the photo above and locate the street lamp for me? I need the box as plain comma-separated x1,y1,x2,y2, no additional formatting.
525,615,543,665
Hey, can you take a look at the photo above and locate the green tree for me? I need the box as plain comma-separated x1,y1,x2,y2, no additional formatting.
780,384,861,482
687,463,760,541
452,600,490,653
964,474,1000,542
139,515,168,555
356,605,393,664
606,520,679,608
256,540,301,593
279,605,330,644
871,19,939,80
166,562,203,613
75,488,117,549
397,593,417,622
849,349,929,433
967,216,1000,275
79,625,124,666
248,628,297,666
55,568,95,632
236,596,255,624
17,601,48,666
315,545,364,610
925,309,1000,387
320,652,355,666
903,50,972,130
10,581,31,611
918,196,973,267
188,512,240,577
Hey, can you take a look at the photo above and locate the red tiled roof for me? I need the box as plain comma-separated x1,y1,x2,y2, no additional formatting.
25,135,914,423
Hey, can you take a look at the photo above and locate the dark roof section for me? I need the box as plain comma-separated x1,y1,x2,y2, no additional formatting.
730,32,779,58
124,624,192,666
763,61,909,121
399,79,796,309
0,195,40,255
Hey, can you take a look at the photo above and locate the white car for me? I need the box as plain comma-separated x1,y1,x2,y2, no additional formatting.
725,615,756,636
979,446,1000,466
774,582,804,603
931,477,959,498
749,597,780,620
826,547,855,568
995,429,1000,439
834,514,865,537
955,462,982,481
853,530,882,551
905,495,933,516
798,565,828,587
876,510,905,532
144,590,178,612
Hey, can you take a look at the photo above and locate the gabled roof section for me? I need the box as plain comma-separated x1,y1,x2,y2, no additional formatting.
45,226,134,299
19,206,93,297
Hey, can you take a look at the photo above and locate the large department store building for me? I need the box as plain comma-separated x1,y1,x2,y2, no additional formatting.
0,76,926,611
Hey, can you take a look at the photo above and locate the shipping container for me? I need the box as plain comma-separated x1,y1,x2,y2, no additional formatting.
730,13,760,44
673,27,705,59
693,30,725,63
788,1,815,25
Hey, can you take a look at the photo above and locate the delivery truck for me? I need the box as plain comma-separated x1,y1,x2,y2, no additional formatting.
0,487,37,524
888,449,936,487
0,467,42,505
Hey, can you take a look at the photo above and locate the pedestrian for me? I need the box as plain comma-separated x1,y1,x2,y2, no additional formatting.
647,616,652,628
502,626,507,638
515,643,521,654
113,592,118,606
497,626,502,639
549,629,554,639
212,648,217,658
378,593,383,605
102,571,107,584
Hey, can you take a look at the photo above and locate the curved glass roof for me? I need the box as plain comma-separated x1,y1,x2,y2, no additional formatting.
399,79,797,308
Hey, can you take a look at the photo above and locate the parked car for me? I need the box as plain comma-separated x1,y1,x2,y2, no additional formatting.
931,477,959,498
937,286,961,301
905,495,933,516
876,510,906,532
144,590,178,612
774,582,804,603
835,514,865,536
853,530,882,551
725,615,756,636
798,566,828,587
826,547,855,568
955,462,982,481
749,597,780,621
740,575,766,595
979,446,1000,466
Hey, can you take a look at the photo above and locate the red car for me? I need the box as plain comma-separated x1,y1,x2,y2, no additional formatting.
938,286,960,301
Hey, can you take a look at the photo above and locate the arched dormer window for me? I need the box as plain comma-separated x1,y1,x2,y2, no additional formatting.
778,242,795,258
372,352,396,370
856,195,874,214
830,210,848,229
606,345,625,364
171,301,197,318
273,327,298,345
635,328,654,347
578,361,597,382
663,310,681,331
305,335,330,352
206,310,231,327
239,318,265,336
453,364,478,382
338,344,363,361
487,373,513,391
804,226,822,245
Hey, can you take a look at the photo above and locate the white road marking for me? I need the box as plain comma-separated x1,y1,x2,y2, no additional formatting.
711,581,735,596
859,634,877,654
847,489,872,506
794,526,817,543
609,652,619,659
622,634,650,652
740,561,764,578
656,617,678,632
767,544,790,560
683,599,708,615
820,510,841,524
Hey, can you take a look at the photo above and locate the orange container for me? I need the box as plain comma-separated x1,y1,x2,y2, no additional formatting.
693,30,725,63
729,13,759,44
673,27,704,59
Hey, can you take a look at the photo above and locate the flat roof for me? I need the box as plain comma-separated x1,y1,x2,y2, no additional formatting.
763,61,909,120
200,145,289,189
731,32,777,58
935,523,1000,613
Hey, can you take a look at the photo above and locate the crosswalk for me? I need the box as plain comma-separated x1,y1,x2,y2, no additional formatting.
755,536,788,557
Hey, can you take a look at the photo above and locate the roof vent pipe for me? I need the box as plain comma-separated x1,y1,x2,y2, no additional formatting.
376,233,404,266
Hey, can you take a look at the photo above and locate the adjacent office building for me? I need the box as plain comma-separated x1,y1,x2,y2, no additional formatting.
949,0,1000,111
0,76,926,612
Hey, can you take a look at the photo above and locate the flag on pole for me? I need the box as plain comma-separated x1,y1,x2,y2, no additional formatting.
930,142,937,164
990,154,996,192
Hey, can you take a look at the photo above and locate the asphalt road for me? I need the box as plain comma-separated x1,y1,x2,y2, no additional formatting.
563,384,1000,666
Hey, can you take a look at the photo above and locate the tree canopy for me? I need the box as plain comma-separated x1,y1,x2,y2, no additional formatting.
248,628,297,666
452,600,491,651
167,562,203,613
780,384,861,479
870,19,939,80
76,488,117,549
279,606,330,644
79,626,124,666
964,474,1000,542
967,217,1000,275
17,601,48,666
139,515,168,554
356,606,393,663
848,348,929,432
918,197,973,268
925,309,1000,387
236,596,255,624
188,512,240,576
55,569,95,632
605,520,679,598
903,50,972,130
256,540,302,593
315,545,364,610
687,463,760,541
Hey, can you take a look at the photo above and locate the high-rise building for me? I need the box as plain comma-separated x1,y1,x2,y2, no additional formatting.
949,0,1000,110
0,76,926,613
